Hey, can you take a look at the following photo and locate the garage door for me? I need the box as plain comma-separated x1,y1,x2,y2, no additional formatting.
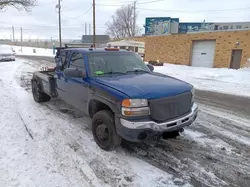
191,41,216,68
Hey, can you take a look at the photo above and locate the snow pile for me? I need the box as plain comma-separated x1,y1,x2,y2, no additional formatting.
0,45,54,57
153,63,250,97
240,67,250,72
14,45,54,57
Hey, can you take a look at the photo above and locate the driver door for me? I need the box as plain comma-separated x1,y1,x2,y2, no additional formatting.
56,50,71,103
63,52,89,114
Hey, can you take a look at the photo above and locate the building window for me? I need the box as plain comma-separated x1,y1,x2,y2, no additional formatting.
219,27,223,30
236,25,242,29
231,25,234,29
223,26,229,30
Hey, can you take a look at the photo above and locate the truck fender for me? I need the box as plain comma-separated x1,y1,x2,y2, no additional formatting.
88,95,121,118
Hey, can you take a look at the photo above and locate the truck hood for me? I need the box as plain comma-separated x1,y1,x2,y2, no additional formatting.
95,73,192,99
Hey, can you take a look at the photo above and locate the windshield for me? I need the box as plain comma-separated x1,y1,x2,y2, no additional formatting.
87,52,150,76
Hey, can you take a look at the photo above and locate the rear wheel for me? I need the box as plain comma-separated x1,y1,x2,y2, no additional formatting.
92,110,121,151
32,80,51,103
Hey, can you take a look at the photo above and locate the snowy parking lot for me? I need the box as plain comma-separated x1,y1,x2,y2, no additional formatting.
154,64,250,98
0,57,249,187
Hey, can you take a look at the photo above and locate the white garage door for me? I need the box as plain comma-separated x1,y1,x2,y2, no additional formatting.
191,41,216,68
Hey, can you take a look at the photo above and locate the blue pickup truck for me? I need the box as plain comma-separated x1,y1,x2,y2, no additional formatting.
31,47,198,151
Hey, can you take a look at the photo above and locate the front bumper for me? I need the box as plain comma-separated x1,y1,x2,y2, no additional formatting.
116,103,198,142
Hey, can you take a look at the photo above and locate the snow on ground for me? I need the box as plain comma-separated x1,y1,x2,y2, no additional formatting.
1,44,54,57
152,63,250,98
0,59,191,187
1,57,250,187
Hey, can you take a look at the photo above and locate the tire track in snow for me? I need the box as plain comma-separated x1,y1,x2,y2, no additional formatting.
17,111,34,140
39,99,180,187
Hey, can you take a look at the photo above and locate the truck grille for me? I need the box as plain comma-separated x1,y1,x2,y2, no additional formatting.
149,92,192,123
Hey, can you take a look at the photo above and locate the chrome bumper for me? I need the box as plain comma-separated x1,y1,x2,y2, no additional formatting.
120,103,198,132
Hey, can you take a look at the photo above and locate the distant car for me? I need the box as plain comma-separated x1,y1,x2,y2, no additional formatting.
0,46,15,61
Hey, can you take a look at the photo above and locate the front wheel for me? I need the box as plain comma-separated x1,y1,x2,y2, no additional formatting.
92,110,121,151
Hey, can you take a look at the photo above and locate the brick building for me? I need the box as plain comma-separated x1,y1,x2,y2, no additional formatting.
139,30,250,69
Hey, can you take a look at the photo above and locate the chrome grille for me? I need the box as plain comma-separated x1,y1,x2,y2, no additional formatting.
149,92,192,123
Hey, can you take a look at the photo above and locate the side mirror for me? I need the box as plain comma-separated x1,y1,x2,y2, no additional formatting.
64,68,86,78
147,64,154,72
56,58,62,70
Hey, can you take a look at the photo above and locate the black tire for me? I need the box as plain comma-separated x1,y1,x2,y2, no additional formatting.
92,110,121,151
162,130,180,139
32,80,51,103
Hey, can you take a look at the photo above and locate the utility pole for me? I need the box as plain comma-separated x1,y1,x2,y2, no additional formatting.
133,1,136,37
85,23,87,35
58,0,62,47
133,1,136,52
93,0,96,47
89,24,91,35
12,26,15,42
20,27,23,52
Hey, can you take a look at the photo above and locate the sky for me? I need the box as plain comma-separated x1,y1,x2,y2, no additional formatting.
0,0,249,40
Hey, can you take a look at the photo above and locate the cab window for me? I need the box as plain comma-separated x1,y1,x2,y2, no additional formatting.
70,52,85,71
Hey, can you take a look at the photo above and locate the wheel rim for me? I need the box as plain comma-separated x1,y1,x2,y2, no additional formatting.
95,120,110,145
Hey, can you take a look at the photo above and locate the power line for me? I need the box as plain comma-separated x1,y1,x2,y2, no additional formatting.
61,6,92,19
137,0,163,4
95,3,250,13
60,0,160,12
99,0,162,3
0,25,107,30
136,7,250,13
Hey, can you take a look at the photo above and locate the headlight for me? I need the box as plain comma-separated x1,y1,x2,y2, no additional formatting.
122,99,148,108
122,107,150,116
121,99,149,116
191,87,195,96
191,87,195,103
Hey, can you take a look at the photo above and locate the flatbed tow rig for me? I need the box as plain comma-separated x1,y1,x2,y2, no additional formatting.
31,46,198,151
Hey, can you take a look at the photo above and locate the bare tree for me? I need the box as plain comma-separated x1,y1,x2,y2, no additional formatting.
0,0,36,11
106,4,141,39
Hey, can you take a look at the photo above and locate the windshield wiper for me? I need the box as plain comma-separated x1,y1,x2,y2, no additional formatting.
126,69,150,73
104,71,126,75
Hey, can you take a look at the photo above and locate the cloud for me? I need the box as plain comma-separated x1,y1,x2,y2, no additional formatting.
0,0,249,40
